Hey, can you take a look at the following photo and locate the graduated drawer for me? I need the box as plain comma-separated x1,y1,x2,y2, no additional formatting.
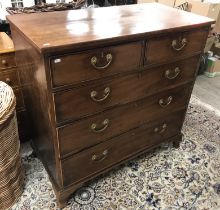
0,54,16,69
61,110,185,186
145,29,207,64
50,42,142,88
54,56,199,123
0,69,19,88
57,84,191,157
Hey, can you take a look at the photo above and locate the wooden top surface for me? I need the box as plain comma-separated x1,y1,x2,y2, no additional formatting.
0,32,14,54
7,3,214,53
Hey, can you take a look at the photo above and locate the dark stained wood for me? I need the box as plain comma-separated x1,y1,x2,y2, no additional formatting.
10,25,60,186
173,133,183,148
51,42,142,87
14,88,25,110
7,3,213,208
58,84,191,157
54,56,199,123
145,29,208,64
17,109,32,142
0,54,16,69
6,3,214,54
0,69,19,88
61,110,185,186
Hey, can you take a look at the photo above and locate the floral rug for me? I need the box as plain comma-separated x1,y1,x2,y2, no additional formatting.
11,95,220,210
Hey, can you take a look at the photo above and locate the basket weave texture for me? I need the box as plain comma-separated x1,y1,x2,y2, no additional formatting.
0,82,24,210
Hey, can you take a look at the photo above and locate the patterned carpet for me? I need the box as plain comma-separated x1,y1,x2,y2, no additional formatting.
11,95,220,210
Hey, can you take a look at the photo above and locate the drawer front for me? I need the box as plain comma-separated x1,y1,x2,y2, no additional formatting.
51,42,142,87
0,69,19,88
61,110,185,186
17,109,31,142
145,29,207,64
54,56,199,123
0,54,16,69
58,84,191,157
14,88,25,110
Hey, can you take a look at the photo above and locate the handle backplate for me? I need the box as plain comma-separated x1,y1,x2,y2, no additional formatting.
154,123,167,134
165,67,180,80
172,38,187,51
90,87,111,102
92,149,108,161
91,119,109,133
159,96,173,108
91,53,112,70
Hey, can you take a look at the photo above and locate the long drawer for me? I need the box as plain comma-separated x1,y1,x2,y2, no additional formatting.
57,84,191,157
50,42,142,88
145,29,207,64
61,110,185,187
54,56,199,123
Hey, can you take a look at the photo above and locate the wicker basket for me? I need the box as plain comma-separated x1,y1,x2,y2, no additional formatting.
0,82,24,210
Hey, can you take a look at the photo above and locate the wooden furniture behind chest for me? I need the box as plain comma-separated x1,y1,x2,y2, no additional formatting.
0,32,30,142
7,3,214,208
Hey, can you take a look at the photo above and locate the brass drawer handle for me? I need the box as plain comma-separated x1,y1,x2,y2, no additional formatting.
159,96,173,108
91,119,109,133
1,59,7,66
172,38,187,51
91,53,113,70
154,123,167,134
5,78,11,84
165,67,180,80
92,149,108,161
90,87,111,102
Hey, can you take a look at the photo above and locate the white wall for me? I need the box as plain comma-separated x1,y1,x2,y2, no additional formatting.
0,0,12,8
23,0,35,7
0,0,11,20
46,0,74,2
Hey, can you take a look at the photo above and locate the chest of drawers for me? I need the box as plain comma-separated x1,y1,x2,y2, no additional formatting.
0,32,31,142
7,3,214,208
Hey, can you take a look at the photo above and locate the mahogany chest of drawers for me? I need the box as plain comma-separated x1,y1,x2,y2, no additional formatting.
0,32,30,142
7,3,214,208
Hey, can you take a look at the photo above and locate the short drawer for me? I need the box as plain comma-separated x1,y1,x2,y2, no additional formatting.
0,69,19,88
57,84,191,157
61,110,185,186
14,88,25,110
0,54,16,69
145,29,207,64
54,56,199,123
50,42,142,87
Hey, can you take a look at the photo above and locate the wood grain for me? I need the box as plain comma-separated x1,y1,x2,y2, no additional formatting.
145,29,208,64
0,69,19,88
54,56,199,123
6,3,215,53
61,110,185,187
51,42,142,87
0,54,16,70
58,84,191,157
0,32,14,54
